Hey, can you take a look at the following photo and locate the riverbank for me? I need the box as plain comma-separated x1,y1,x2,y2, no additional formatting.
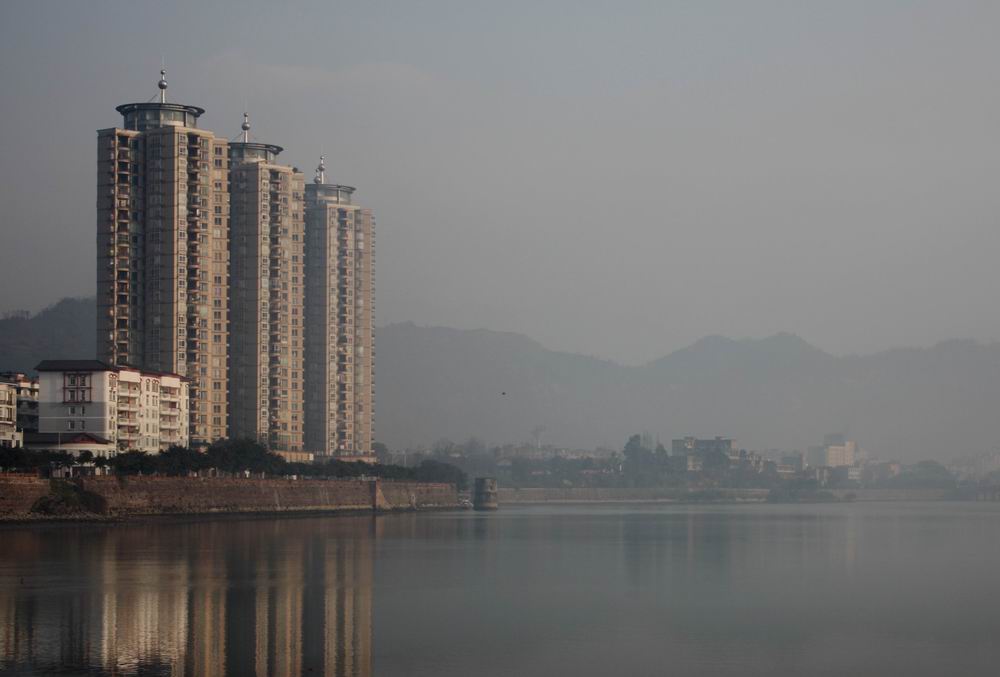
0,475,460,522
498,486,954,503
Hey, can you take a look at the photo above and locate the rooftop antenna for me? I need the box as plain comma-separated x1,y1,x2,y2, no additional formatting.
241,111,250,143
157,66,168,104
314,154,326,184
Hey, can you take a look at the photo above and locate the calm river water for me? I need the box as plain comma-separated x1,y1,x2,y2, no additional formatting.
2,502,1000,676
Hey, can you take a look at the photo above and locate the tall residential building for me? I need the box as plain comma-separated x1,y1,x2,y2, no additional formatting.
96,71,229,445
304,157,375,460
228,114,307,452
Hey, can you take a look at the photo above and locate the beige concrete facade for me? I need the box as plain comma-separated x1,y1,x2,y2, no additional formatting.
229,138,306,452
304,170,375,460
95,78,378,455
0,383,21,448
0,372,38,434
34,360,189,453
96,82,229,446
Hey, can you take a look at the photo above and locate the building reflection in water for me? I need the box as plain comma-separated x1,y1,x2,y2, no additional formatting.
0,516,375,676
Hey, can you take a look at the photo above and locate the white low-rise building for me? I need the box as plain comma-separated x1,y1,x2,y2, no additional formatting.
33,360,189,455
0,382,23,448
0,372,39,434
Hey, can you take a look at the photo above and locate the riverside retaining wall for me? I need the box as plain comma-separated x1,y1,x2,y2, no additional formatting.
0,475,459,519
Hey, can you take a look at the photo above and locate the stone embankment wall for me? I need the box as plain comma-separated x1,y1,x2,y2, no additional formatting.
0,476,49,516
377,480,461,510
0,475,459,519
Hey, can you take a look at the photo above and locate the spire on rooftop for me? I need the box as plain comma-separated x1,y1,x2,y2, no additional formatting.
314,154,327,184
157,68,167,103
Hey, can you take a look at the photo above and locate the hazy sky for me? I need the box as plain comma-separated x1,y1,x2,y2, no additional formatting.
1,1,999,364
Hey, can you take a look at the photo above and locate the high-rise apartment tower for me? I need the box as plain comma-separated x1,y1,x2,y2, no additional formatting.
96,71,230,445
228,114,307,452
304,157,375,459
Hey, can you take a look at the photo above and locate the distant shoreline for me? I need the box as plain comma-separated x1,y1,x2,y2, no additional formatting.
498,487,954,504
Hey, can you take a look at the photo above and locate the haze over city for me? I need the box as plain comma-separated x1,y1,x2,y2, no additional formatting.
3,1,1000,364
7,4,1000,677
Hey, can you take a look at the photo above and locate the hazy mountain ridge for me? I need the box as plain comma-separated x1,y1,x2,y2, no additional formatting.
377,323,1000,460
2,299,998,461
0,298,96,373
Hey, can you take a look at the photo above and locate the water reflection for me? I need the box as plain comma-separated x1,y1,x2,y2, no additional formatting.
0,517,374,676
6,505,1000,676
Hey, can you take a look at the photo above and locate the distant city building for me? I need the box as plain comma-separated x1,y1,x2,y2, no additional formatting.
806,446,824,468
825,441,857,467
775,463,798,479
808,435,858,468
780,451,804,473
304,157,375,461
32,360,189,456
672,437,734,457
947,451,1000,481
96,71,229,445
0,371,39,434
0,382,23,448
492,444,615,462
862,461,902,485
228,115,306,453
741,449,766,472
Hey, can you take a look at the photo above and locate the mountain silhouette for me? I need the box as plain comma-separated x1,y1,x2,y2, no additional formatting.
2,299,996,461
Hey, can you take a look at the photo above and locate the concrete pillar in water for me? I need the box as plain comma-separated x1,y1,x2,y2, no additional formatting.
473,477,498,511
